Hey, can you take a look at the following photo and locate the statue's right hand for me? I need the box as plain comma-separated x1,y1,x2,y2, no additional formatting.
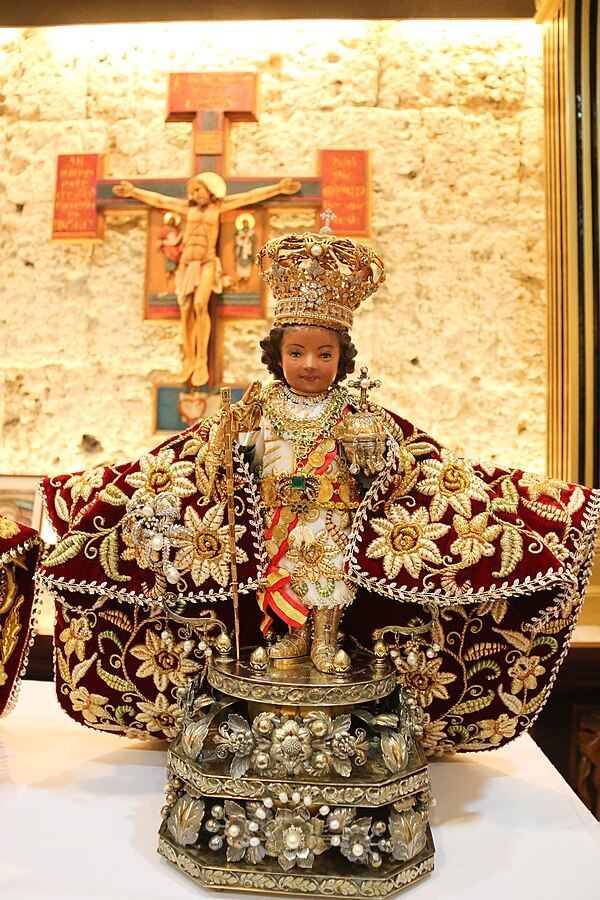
112,180,134,198
232,381,263,434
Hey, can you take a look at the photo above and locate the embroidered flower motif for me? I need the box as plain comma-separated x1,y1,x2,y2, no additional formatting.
125,448,195,502
130,627,202,692
171,504,247,587
477,713,518,745
394,654,456,708
507,654,546,694
417,451,489,521
450,512,502,566
69,686,109,723
518,472,569,502
420,714,450,755
135,693,182,739
367,505,450,580
59,615,93,661
285,528,339,582
63,467,105,504
0,518,20,539
264,807,326,870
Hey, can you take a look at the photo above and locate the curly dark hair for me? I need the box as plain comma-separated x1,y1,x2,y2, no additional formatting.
259,325,357,384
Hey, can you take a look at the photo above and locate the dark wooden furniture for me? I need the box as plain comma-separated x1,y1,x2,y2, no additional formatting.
532,633,600,820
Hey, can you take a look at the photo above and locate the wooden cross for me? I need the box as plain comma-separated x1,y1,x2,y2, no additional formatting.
51,71,372,423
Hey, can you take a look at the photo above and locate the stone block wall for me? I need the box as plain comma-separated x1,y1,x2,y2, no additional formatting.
0,20,545,477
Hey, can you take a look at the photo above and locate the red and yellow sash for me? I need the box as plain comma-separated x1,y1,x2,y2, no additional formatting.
256,423,343,632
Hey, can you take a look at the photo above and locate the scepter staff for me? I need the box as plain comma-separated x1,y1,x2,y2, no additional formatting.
220,387,241,661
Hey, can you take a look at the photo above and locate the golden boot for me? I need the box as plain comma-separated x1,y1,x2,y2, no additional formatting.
310,606,350,674
269,621,311,659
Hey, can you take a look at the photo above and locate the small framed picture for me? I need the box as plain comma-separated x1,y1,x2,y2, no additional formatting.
0,474,44,532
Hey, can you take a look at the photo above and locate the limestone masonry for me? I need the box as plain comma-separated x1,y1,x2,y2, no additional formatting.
0,21,545,475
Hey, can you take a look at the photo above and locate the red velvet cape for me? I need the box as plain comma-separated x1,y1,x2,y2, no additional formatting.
38,403,600,752
0,518,41,718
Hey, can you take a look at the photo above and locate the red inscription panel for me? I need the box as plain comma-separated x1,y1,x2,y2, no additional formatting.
168,73,258,119
52,154,104,240
320,150,370,237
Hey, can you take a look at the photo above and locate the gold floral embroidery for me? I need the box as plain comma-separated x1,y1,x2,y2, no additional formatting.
393,655,456,708
450,513,503,566
367,506,450,579
419,714,450,755
0,519,20,539
182,422,226,502
0,561,26,687
69,686,109,724
518,472,569,502
285,528,339,582
125,448,196,501
507,654,546,694
417,451,489,521
130,627,202,692
59,615,93,661
477,714,518,745
64,468,105,504
54,604,212,740
171,504,247,587
135,693,182,738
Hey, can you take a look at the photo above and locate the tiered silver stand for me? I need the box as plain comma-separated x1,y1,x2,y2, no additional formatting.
159,648,434,898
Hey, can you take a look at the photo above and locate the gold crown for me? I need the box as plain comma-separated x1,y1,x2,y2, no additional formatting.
255,210,385,331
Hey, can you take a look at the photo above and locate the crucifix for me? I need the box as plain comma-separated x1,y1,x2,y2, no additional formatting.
112,172,301,387
52,71,372,426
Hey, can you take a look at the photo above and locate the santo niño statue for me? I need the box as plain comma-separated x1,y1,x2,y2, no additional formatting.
38,214,599,760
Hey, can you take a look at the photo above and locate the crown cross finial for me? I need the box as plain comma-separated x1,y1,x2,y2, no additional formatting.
255,225,385,331
347,366,381,409
320,208,337,233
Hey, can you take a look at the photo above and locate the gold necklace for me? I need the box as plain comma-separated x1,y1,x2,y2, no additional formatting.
280,383,331,406
264,382,346,463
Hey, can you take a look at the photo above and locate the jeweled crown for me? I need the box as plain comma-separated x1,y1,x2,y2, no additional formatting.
255,209,385,331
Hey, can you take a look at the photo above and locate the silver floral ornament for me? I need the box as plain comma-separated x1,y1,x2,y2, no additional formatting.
167,794,205,847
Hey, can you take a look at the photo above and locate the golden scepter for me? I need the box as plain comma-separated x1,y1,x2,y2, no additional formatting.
220,387,241,661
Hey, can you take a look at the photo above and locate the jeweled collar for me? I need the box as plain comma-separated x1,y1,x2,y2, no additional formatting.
278,382,332,406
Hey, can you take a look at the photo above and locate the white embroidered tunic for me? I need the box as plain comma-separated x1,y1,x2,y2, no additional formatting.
251,384,359,614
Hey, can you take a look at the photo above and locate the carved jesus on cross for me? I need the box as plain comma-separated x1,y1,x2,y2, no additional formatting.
113,173,301,386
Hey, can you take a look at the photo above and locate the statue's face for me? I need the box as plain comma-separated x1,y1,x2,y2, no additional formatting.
188,178,211,205
280,326,340,395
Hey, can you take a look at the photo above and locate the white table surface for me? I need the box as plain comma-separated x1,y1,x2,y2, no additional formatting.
1,679,599,900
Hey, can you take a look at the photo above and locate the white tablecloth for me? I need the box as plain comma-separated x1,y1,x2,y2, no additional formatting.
1,680,599,899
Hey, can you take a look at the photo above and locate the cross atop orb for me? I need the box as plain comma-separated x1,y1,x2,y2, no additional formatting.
347,366,382,410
